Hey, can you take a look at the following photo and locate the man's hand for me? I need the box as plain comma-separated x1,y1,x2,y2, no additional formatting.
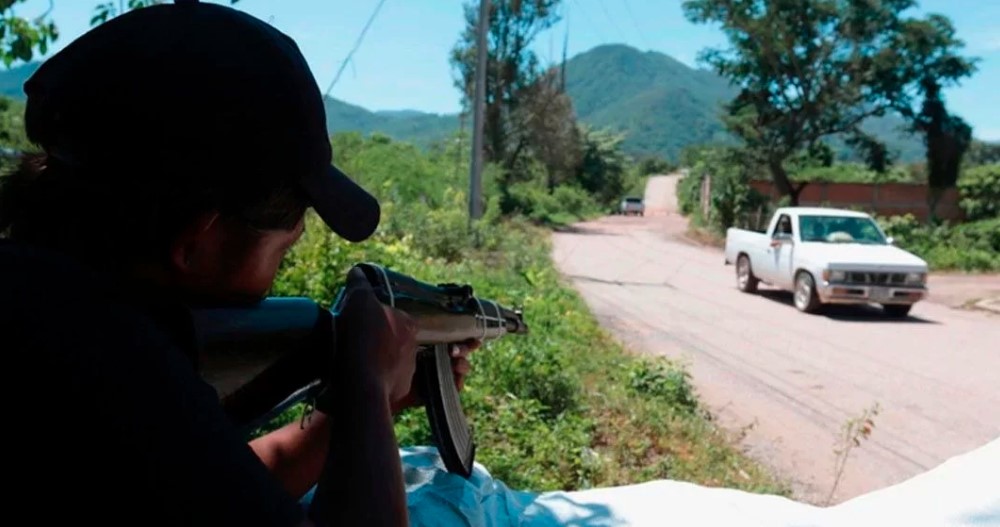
307,266,415,526
390,338,482,414
373,304,419,405
314,269,419,416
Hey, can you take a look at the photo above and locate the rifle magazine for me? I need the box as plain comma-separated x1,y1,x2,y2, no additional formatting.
417,343,475,478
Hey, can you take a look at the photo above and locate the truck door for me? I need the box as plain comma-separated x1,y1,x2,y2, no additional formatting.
764,213,794,286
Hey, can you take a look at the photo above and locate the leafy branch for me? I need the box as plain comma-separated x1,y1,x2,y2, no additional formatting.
1,0,240,67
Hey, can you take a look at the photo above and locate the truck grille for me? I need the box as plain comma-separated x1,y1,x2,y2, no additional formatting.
845,272,907,285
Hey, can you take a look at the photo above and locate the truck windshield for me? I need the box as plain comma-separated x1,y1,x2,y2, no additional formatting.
798,215,887,244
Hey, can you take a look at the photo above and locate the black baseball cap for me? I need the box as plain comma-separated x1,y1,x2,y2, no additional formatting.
22,0,380,242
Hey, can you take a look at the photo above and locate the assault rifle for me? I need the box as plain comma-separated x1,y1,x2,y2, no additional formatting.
191,262,528,478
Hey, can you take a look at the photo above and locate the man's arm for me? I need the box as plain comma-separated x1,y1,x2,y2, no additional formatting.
247,340,479,502
249,412,331,499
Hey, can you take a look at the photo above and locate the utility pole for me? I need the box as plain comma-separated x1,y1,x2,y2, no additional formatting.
468,0,490,221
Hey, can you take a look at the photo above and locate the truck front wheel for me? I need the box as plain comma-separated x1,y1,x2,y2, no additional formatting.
736,254,759,293
794,271,823,313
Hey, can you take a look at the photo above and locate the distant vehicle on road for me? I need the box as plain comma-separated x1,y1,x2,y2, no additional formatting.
723,207,929,317
619,197,645,216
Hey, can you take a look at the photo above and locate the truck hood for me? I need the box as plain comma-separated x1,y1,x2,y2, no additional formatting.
799,242,928,271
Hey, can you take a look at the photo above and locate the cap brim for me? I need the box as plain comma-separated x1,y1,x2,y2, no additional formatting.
300,164,380,242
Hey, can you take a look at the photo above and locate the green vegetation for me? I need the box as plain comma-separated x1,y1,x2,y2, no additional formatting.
683,0,978,205
677,146,769,234
878,215,1000,272
877,164,1000,272
561,43,924,163
957,164,1000,222
262,133,787,494
323,98,456,151
563,44,734,161
0,63,37,99
0,1,240,66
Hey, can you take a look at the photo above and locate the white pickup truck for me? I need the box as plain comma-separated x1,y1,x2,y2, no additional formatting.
724,207,929,317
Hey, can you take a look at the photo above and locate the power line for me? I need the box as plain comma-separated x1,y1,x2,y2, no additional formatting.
324,0,388,99
569,0,607,43
595,0,627,43
622,0,652,50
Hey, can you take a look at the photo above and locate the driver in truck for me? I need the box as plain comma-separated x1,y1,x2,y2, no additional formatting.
775,215,792,237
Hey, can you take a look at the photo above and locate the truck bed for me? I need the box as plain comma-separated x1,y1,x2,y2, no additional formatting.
724,227,768,265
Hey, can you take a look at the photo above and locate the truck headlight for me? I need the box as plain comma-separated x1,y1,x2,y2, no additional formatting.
823,270,846,282
905,272,926,285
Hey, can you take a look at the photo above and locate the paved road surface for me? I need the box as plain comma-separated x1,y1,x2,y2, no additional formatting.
551,175,1000,505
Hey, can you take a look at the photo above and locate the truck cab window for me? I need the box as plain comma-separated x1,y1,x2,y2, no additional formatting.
773,215,793,238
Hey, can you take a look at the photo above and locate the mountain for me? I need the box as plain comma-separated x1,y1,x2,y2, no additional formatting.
563,44,737,160
0,62,40,99
562,44,924,162
0,51,926,162
322,97,457,149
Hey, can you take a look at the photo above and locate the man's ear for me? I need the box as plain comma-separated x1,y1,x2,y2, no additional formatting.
169,211,222,274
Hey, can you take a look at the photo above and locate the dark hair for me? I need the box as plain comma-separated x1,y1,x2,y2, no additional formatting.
0,151,308,270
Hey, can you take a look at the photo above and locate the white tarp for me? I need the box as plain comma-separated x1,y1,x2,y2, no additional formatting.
401,438,1000,526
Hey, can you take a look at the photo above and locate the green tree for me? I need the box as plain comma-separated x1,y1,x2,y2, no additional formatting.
965,140,1000,167
957,164,999,221
886,15,977,221
634,156,675,177
912,80,972,221
682,0,976,206
1,0,239,66
575,125,628,207
0,95,28,149
450,0,562,174
515,69,581,192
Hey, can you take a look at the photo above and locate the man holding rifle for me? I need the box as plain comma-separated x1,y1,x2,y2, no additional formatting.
0,1,476,525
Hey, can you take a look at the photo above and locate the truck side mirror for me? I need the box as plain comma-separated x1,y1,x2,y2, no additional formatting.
886,236,895,245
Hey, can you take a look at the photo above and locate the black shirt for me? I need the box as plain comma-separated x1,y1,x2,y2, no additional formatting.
0,240,306,526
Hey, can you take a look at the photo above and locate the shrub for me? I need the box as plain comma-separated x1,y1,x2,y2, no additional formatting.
878,214,1000,272
958,164,1000,221
676,146,769,233
627,359,698,415
677,171,704,216
505,180,599,225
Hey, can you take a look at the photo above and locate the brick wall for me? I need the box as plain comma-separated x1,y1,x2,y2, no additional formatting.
748,180,964,222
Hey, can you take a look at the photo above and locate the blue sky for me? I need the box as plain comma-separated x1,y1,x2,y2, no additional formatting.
12,0,1000,140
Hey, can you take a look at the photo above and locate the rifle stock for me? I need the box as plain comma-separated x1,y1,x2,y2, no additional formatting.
192,263,528,478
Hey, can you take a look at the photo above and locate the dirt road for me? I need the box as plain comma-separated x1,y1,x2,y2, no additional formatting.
551,176,1000,505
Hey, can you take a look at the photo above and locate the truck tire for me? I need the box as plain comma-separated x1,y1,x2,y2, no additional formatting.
882,304,912,318
794,271,823,313
736,254,759,293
